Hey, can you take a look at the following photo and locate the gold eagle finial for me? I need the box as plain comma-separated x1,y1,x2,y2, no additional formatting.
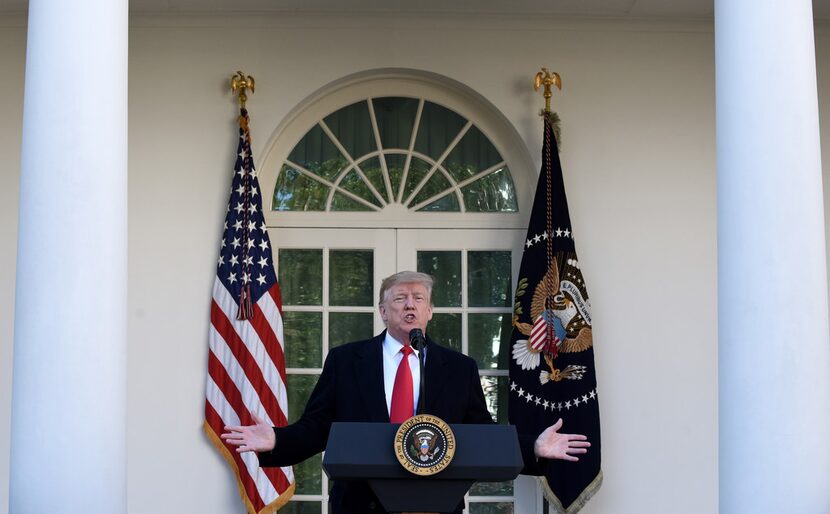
231,71,255,109
533,68,561,114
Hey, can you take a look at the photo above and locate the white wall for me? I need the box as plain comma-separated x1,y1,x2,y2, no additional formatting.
1,12,729,514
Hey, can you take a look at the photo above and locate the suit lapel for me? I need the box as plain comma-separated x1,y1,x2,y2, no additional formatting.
353,333,390,422
423,337,449,414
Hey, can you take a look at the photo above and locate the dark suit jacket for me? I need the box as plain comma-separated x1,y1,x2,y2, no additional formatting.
259,332,541,513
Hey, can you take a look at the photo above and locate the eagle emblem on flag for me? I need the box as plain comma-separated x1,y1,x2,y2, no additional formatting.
512,255,592,384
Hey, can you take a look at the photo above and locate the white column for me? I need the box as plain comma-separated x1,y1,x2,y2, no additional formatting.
9,0,127,513
716,1,830,513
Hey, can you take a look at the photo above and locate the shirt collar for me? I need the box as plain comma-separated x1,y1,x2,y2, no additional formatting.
382,331,422,358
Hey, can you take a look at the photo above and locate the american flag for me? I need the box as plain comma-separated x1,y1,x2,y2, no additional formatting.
204,108,295,513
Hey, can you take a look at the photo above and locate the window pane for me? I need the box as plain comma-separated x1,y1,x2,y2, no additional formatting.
284,311,323,368
461,166,518,213
287,124,348,183
357,156,388,201
427,313,461,352
443,125,503,182
273,166,329,212
329,250,374,306
331,192,374,211
468,502,513,514
468,251,511,307
470,481,514,496
281,500,322,514
324,100,376,158
279,249,323,305
480,375,508,424
417,192,460,212
414,101,467,160
373,97,419,150
292,454,323,496
417,251,461,307
330,312,375,348
340,169,382,208
402,157,433,201
384,153,406,199
468,313,511,370
410,170,452,208
287,374,320,424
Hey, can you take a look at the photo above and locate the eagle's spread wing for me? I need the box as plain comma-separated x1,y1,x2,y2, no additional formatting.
427,436,438,453
560,327,593,353
530,263,561,320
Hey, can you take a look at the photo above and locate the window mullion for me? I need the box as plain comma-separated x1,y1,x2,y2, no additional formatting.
367,98,395,203
398,98,425,203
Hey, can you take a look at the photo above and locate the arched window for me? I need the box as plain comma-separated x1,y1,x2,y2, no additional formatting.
273,97,518,213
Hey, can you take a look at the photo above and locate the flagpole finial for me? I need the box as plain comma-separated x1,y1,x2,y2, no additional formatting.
533,68,561,114
231,71,255,110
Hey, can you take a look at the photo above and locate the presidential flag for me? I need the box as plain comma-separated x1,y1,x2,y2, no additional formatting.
204,108,295,513
507,112,602,513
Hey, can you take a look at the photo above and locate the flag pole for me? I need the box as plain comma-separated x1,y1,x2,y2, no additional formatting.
229,70,256,320
533,68,563,148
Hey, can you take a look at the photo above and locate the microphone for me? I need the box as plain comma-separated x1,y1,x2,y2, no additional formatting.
409,329,427,415
409,328,426,351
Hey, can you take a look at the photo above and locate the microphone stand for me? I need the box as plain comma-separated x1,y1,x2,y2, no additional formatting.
417,342,426,415
410,329,427,415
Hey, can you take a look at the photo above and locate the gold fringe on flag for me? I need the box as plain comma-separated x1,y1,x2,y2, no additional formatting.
203,421,296,514
540,471,603,514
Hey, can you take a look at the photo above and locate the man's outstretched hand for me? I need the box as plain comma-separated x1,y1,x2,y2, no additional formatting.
220,413,276,454
533,418,590,462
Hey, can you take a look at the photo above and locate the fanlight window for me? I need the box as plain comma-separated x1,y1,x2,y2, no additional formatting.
273,97,518,213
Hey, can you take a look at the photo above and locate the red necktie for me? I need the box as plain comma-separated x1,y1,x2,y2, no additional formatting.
390,345,414,423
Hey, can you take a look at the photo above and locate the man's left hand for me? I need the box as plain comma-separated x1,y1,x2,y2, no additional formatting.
221,413,276,453
533,418,590,462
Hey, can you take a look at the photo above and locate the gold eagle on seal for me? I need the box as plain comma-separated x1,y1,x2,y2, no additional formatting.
512,255,592,384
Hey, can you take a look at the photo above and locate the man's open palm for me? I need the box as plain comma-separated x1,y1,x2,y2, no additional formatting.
220,413,276,453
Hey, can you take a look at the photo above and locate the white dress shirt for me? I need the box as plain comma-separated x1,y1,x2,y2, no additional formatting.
382,332,423,417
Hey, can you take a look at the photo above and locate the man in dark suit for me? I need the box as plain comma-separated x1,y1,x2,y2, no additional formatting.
222,271,590,513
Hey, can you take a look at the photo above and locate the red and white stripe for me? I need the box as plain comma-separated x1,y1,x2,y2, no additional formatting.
530,314,550,351
205,278,294,513
530,314,561,354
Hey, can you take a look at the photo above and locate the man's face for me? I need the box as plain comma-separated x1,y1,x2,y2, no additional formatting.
379,282,434,345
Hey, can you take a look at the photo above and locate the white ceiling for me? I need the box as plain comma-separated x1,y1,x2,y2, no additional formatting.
0,0,829,20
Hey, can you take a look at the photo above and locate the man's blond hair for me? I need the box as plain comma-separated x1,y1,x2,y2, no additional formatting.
377,271,434,306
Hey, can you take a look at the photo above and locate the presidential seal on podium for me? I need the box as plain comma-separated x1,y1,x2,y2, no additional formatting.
394,414,456,476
